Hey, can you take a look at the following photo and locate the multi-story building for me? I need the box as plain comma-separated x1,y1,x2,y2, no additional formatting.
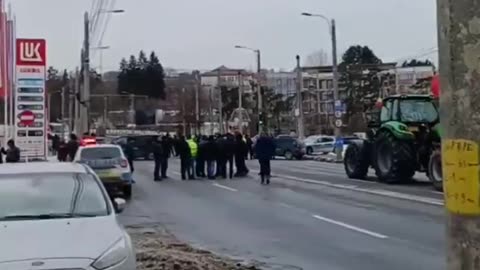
379,66,435,97
201,65,254,92
265,70,297,96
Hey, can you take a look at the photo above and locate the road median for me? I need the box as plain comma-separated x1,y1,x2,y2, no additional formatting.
127,225,262,270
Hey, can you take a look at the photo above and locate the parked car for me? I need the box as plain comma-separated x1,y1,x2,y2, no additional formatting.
304,135,336,155
274,135,306,160
74,144,133,199
0,162,137,270
112,135,157,160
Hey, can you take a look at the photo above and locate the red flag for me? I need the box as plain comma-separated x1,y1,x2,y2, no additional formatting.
431,74,440,98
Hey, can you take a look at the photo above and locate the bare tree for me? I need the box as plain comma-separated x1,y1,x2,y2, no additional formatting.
304,50,329,67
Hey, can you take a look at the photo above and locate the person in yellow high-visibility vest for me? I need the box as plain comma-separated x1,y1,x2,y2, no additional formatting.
187,136,198,179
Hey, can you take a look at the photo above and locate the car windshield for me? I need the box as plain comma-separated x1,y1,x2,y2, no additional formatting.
0,173,110,221
400,99,438,123
81,147,122,160
304,136,319,142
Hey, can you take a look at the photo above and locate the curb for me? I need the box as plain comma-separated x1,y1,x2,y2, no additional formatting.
313,156,343,163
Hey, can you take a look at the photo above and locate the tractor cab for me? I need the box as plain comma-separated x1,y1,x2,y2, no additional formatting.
380,95,439,126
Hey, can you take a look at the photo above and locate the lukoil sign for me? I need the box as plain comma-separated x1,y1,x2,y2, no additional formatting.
16,39,46,66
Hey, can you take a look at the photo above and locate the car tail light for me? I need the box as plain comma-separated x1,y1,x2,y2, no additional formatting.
119,159,128,168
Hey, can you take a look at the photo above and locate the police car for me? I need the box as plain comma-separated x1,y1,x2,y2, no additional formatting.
73,144,133,199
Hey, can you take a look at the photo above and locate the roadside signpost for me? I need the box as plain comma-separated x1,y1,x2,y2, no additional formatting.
15,38,47,161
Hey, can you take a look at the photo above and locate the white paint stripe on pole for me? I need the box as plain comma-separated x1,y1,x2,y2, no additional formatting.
312,214,388,239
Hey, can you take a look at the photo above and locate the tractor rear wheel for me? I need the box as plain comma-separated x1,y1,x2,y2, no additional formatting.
373,132,416,183
428,149,443,191
344,143,370,179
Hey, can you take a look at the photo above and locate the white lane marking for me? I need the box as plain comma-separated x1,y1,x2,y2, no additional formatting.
279,202,295,209
249,169,444,206
212,183,238,192
312,214,388,239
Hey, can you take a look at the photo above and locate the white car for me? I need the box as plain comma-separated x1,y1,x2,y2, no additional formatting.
0,162,136,270
304,135,336,155
74,144,133,200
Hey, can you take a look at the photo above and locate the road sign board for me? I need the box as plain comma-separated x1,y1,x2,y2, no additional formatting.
335,119,343,128
334,100,346,113
19,110,35,126
335,111,342,118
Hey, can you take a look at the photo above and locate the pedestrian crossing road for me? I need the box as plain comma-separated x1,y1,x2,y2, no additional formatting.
119,158,445,270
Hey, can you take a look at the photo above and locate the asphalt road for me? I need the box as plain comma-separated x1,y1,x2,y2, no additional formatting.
119,158,445,270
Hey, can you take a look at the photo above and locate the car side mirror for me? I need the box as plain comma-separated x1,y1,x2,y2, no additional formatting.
113,197,126,214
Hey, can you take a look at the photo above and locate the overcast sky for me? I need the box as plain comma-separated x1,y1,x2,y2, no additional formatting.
9,0,438,72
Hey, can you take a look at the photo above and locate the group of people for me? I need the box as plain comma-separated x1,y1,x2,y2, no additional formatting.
55,133,96,162
175,133,251,181
124,132,276,185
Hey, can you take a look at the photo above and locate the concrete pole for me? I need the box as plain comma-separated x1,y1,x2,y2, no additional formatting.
316,90,322,133
61,87,65,121
437,0,480,269
182,88,186,135
129,94,135,125
238,71,243,132
217,69,223,134
74,68,80,135
208,86,213,135
256,50,263,134
194,73,200,134
103,96,108,126
81,11,90,134
68,72,74,132
331,19,342,161
296,55,305,139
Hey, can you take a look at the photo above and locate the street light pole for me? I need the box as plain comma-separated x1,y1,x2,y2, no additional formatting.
217,69,224,134
302,12,342,160
296,55,305,139
234,45,263,134
81,11,90,135
330,19,342,162
256,49,263,134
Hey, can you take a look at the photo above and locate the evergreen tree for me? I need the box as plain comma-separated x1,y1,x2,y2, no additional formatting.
339,45,383,129
117,51,166,99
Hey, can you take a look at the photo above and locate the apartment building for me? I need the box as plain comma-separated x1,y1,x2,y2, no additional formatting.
201,65,254,92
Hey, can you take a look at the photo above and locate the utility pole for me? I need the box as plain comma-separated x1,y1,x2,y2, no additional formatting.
182,88,186,135
68,72,74,132
217,69,223,134
60,86,65,139
296,55,305,139
103,96,108,126
438,0,480,269
80,11,90,134
74,68,80,134
331,19,342,161
129,94,135,125
194,72,200,134
238,71,243,132
256,50,263,134
208,87,213,135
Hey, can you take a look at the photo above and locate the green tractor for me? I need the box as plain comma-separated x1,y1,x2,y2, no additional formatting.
344,94,443,190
